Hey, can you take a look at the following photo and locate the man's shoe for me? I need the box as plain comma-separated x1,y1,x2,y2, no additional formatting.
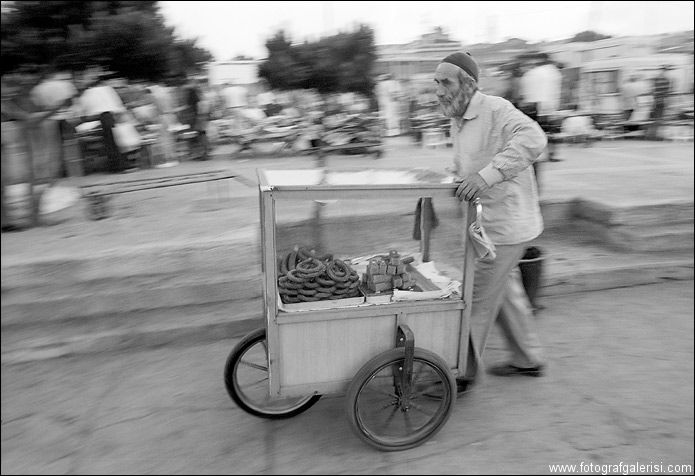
488,363,545,377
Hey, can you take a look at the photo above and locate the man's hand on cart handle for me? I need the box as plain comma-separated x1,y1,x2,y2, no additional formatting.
455,173,489,202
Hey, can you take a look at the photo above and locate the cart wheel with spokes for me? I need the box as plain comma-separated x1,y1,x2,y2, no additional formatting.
345,347,456,451
224,328,321,419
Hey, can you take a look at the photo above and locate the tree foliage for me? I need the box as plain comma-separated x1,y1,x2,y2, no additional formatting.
1,1,212,82
258,25,376,96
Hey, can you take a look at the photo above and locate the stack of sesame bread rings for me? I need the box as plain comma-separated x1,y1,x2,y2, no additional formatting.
278,246,361,303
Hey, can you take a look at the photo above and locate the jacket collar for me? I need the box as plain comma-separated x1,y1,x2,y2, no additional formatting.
462,90,483,120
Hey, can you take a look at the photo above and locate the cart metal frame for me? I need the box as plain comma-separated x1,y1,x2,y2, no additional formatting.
256,169,476,397
226,167,478,450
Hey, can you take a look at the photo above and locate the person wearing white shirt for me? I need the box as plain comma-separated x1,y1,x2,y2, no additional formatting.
77,84,127,117
621,75,643,122
376,74,402,136
76,81,132,173
146,84,180,166
519,60,562,117
518,55,563,170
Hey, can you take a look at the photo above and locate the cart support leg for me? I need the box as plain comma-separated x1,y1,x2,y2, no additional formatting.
420,197,433,262
312,148,326,252
395,324,415,398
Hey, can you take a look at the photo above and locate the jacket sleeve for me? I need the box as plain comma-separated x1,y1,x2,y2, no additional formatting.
478,103,547,187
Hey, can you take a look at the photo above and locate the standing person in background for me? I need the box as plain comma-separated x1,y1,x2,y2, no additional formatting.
621,75,643,122
518,54,563,194
503,65,524,109
519,54,562,163
2,69,76,229
399,78,417,139
376,74,402,137
147,83,179,167
433,52,547,395
256,78,279,117
195,78,212,157
180,76,209,160
76,73,132,173
648,66,672,140
219,81,248,141
30,72,79,179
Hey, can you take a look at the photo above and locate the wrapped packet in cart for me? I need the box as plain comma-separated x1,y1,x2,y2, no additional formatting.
391,259,461,302
392,281,460,302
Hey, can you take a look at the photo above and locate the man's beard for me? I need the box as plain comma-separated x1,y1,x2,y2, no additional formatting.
439,86,471,118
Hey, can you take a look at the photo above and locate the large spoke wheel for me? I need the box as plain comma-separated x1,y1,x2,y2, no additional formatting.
224,328,321,419
346,347,456,451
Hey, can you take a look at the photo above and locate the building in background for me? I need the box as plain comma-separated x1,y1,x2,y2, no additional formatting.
541,34,694,114
374,27,462,82
206,60,262,87
374,28,541,96
202,28,693,120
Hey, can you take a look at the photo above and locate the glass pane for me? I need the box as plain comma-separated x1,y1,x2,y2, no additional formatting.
270,179,465,309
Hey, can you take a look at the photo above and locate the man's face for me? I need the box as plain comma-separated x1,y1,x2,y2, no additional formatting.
434,62,475,118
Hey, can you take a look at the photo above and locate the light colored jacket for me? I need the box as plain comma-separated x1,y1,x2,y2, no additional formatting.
451,91,546,245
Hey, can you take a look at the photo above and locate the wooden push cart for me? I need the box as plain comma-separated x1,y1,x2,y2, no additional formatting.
223,168,477,451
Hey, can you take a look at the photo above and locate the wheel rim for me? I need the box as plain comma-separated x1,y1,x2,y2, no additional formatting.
352,356,453,448
233,338,316,415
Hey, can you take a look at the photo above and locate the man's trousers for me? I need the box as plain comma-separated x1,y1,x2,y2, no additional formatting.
463,242,545,379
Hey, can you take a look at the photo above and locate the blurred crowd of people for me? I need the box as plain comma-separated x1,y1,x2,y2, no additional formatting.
1,68,383,180
374,73,452,142
5,55,682,184
2,52,692,231
497,53,691,150
205,79,380,153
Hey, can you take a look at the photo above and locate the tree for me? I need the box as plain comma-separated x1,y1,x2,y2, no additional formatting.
1,1,211,81
258,25,377,97
257,30,294,90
